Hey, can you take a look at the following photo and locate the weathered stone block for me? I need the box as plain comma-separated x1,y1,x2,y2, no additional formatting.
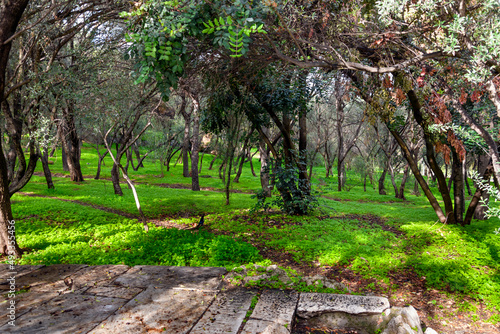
298,293,390,318
190,288,256,334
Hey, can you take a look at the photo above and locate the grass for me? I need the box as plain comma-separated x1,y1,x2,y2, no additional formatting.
7,143,500,324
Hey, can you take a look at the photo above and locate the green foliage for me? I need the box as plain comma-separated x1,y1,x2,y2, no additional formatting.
122,0,269,97
252,160,318,215
202,16,266,57
121,1,206,96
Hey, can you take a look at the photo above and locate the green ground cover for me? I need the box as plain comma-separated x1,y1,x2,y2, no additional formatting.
9,143,500,322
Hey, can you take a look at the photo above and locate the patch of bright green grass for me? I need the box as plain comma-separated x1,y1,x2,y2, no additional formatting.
21,175,256,218
11,195,261,269
35,143,262,192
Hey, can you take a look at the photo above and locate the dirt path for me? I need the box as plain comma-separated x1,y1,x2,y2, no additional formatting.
18,192,139,219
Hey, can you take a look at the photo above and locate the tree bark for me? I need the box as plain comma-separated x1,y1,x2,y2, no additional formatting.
190,96,200,191
298,107,309,195
398,164,410,200
473,155,491,220
61,142,69,171
408,90,455,223
60,103,84,182
259,134,271,197
179,94,190,178
39,147,54,190
464,161,493,225
234,131,253,183
94,146,108,180
390,129,447,223
111,163,123,196
378,168,387,195
133,143,144,168
248,150,257,177
0,0,30,257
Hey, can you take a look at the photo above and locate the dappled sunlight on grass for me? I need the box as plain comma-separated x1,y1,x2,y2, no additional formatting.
14,143,500,319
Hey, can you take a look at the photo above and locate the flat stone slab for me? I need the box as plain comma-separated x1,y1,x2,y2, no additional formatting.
89,286,216,334
242,319,290,334
0,265,45,282
0,290,59,327
242,289,298,333
112,265,226,290
83,286,143,300
0,293,127,334
69,265,130,293
190,288,256,334
297,293,390,318
0,264,87,293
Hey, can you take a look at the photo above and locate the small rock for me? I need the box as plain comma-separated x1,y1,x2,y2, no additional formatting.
382,314,417,334
401,306,423,334
424,328,438,334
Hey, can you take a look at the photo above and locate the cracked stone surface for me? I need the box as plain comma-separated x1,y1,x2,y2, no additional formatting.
0,290,59,327
69,265,130,293
0,265,45,282
190,288,256,334
242,319,290,334
297,293,390,318
112,265,226,290
0,265,433,334
83,286,143,300
89,286,216,334
0,265,88,293
242,289,298,333
0,293,127,334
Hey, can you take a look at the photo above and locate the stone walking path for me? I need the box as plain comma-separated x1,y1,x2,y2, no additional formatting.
0,264,433,334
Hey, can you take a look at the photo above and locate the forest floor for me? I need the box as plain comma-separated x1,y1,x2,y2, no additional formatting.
4,144,500,333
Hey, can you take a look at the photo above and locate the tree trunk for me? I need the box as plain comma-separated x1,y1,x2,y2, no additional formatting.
337,131,345,191
133,143,144,168
60,104,84,182
190,97,200,191
398,164,410,200
387,160,399,198
166,147,181,172
412,177,421,196
448,166,454,193
464,161,493,225
61,144,69,171
0,147,22,257
248,151,257,177
233,150,246,183
198,151,205,173
298,108,309,195
0,0,30,257
94,149,108,180
181,107,190,178
408,90,454,223
225,152,234,205
473,155,491,220
464,164,472,196
259,132,271,197
452,150,465,225
39,147,54,190
234,132,252,183
378,168,387,195
209,155,217,170
390,129,447,223
111,163,123,196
